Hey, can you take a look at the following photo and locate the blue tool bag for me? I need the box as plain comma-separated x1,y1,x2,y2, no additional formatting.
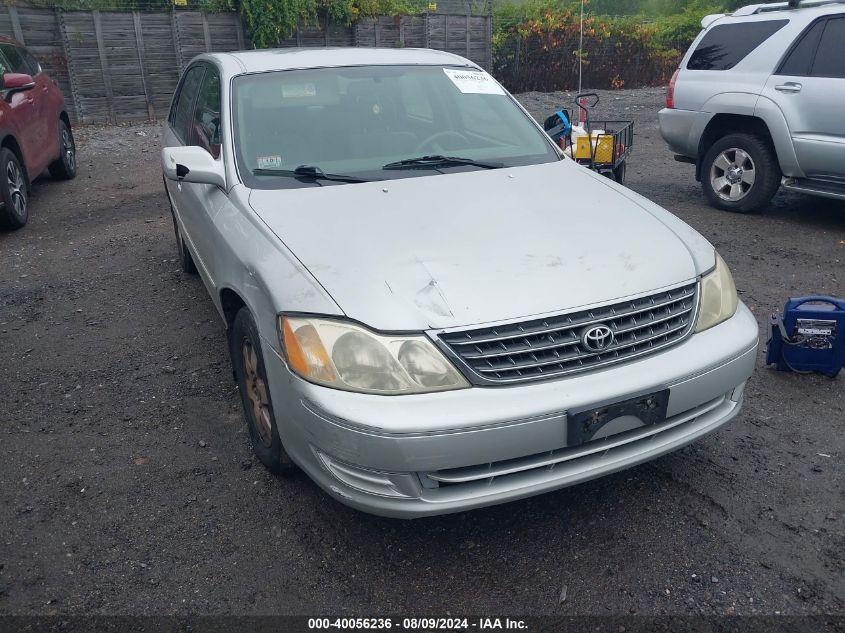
767,296,845,378
542,110,572,145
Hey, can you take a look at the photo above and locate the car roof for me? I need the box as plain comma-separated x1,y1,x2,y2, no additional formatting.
732,0,845,14
702,1,843,28
201,47,478,76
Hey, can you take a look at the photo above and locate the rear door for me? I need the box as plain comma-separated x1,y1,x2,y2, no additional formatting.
19,46,62,168
762,16,845,180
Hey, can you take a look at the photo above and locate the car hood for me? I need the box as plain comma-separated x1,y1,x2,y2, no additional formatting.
249,160,710,331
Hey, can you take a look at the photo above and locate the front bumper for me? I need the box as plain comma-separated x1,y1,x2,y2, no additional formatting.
263,302,759,518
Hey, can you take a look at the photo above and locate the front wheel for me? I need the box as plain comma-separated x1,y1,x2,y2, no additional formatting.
0,148,28,230
49,119,77,180
702,133,780,213
230,308,297,474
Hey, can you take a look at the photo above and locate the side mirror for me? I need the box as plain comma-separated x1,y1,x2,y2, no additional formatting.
162,146,226,189
2,73,35,96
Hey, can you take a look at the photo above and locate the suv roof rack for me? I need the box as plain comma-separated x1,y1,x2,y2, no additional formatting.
734,0,845,15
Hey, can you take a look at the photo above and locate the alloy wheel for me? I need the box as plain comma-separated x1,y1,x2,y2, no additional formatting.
62,127,76,172
6,160,26,218
241,338,273,448
710,148,756,202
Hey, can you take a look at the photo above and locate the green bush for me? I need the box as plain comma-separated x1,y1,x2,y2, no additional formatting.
232,0,429,47
21,0,232,11
493,0,726,91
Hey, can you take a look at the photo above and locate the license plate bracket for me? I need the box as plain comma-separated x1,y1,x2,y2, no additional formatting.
567,389,670,447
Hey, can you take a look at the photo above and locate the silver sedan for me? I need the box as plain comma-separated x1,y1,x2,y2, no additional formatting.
161,48,758,518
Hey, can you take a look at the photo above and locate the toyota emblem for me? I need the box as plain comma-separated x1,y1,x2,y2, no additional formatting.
581,324,614,352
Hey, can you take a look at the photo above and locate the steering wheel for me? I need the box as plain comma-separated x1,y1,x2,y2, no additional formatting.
415,131,471,154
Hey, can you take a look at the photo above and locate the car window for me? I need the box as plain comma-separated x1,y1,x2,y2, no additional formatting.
0,44,29,75
687,20,788,71
811,18,845,78
171,65,205,144
192,67,221,159
777,20,825,76
20,48,41,76
232,65,559,189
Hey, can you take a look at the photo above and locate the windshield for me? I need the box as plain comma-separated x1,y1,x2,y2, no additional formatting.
231,65,559,188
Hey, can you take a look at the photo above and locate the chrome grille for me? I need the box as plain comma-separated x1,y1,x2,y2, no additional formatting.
439,282,699,385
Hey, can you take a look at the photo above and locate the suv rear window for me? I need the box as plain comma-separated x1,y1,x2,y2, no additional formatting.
687,20,788,71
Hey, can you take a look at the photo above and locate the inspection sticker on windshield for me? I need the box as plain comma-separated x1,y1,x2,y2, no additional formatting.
443,68,505,95
281,83,317,98
256,155,282,169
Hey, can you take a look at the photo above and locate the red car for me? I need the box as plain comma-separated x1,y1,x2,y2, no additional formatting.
0,36,76,230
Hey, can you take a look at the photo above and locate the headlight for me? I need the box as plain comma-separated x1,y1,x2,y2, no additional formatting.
695,253,738,333
279,316,470,395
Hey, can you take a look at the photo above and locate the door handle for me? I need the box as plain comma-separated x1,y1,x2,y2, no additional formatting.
775,82,802,93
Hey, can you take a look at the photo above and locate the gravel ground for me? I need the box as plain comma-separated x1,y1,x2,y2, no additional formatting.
1,87,843,619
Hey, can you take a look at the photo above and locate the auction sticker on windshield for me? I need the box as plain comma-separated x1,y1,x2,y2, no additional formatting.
443,68,505,95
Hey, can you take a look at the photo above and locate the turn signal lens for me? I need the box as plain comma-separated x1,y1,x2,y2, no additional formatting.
279,316,469,395
282,318,336,382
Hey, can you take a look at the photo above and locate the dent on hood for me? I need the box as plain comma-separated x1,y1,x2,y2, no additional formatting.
391,258,456,324
415,279,455,320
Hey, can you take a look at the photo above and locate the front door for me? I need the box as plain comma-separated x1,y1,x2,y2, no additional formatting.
0,46,41,175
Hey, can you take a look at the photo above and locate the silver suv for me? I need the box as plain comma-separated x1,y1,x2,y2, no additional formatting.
659,0,845,213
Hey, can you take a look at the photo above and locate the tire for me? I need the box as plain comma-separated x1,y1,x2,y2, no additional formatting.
163,177,198,275
230,308,297,474
0,148,29,230
48,119,77,180
613,161,626,185
701,133,780,213
173,216,198,275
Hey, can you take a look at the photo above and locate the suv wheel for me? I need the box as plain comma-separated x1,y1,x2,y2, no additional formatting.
230,307,297,474
702,133,780,213
48,120,77,180
0,148,28,230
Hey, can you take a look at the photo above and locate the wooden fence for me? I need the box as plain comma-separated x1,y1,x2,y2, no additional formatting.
0,6,493,125
279,14,492,72
0,7,243,123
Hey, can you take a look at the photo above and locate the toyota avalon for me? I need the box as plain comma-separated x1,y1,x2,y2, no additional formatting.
161,48,758,518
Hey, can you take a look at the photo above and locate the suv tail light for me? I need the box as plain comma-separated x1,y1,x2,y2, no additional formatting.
666,69,680,109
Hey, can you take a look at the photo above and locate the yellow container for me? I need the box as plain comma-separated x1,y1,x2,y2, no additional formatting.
575,135,592,160
574,134,614,163
593,136,614,164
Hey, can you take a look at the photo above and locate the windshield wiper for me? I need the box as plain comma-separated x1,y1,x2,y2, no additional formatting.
382,155,504,171
253,165,371,183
